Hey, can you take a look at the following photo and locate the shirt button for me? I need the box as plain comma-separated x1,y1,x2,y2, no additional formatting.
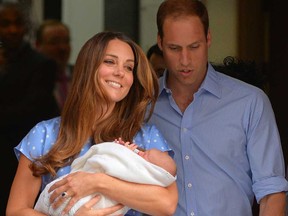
182,127,188,132
187,183,192,188
191,212,195,216
185,155,190,160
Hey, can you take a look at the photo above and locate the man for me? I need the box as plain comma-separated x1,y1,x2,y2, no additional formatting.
0,2,59,215
149,0,288,215
147,43,166,78
36,19,72,110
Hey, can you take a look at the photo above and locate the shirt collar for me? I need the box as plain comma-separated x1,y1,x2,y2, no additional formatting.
159,63,222,99
201,63,222,98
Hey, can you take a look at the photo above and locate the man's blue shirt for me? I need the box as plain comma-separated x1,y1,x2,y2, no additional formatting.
149,63,288,216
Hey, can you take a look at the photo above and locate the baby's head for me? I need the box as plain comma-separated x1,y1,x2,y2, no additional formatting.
140,149,176,177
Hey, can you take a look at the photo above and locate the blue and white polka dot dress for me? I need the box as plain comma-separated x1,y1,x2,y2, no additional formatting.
14,117,172,191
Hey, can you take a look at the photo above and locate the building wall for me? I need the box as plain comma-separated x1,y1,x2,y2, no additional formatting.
29,0,238,65
62,0,104,64
206,0,238,64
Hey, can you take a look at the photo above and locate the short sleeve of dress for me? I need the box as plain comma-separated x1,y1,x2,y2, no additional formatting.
13,117,92,191
14,117,60,161
133,124,174,157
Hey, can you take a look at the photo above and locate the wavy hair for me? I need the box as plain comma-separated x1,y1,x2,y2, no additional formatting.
31,31,159,177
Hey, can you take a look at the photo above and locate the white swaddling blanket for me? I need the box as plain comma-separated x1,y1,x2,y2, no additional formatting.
34,142,176,216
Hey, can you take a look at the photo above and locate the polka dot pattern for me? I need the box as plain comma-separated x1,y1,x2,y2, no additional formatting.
14,117,172,191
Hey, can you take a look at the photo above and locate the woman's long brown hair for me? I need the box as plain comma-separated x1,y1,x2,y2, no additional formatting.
30,31,159,177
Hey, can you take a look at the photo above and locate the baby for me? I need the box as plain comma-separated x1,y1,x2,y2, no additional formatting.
34,140,176,216
115,138,177,177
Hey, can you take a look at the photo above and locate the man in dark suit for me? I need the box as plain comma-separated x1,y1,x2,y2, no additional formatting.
0,3,59,214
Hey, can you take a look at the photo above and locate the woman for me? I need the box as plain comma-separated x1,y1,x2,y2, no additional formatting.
6,31,178,216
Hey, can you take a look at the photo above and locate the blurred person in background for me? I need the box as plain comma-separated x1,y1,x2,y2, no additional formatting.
0,2,59,214
147,43,166,78
36,19,73,110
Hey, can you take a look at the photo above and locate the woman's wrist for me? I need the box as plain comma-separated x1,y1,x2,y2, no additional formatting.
92,172,111,193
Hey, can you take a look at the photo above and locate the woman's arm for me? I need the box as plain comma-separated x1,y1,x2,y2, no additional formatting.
7,155,126,216
95,173,178,216
49,171,178,216
6,155,45,216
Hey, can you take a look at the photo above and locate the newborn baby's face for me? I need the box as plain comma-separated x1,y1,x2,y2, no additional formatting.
140,149,166,164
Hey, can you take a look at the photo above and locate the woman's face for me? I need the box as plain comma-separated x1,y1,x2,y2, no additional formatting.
98,39,135,104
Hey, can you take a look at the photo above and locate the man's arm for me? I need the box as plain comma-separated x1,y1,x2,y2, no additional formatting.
259,192,286,216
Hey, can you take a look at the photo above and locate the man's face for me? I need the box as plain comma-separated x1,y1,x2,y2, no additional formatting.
158,15,211,91
0,7,26,49
37,25,71,67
